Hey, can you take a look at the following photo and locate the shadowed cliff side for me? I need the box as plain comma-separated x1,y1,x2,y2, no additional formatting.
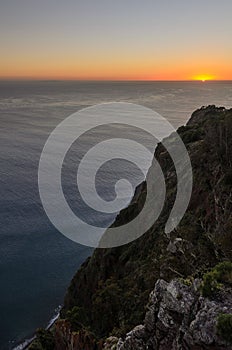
30,106,232,349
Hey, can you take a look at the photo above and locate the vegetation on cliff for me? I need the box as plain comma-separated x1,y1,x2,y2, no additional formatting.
201,261,232,297
32,106,232,349
217,313,232,343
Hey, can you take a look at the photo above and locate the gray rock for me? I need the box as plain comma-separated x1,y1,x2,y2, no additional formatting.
115,279,232,350
117,325,146,350
103,336,119,349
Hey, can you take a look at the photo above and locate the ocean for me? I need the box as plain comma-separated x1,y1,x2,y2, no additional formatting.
0,80,232,349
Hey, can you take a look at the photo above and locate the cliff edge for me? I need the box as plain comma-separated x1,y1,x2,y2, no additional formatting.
30,106,232,350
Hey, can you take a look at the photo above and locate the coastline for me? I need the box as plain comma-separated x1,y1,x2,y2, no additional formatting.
12,306,62,350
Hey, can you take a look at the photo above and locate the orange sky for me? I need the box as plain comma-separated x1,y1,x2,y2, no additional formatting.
1,52,231,81
0,1,231,81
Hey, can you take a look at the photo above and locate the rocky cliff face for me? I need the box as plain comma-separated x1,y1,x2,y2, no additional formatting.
107,278,232,349
30,106,232,350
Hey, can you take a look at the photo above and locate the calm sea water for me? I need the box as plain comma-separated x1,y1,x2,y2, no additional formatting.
0,80,232,349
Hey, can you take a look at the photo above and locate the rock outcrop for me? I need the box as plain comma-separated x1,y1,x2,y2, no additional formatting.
110,278,232,349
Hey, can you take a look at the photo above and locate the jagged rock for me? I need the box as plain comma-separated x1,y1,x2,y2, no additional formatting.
116,279,232,350
117,325,147,350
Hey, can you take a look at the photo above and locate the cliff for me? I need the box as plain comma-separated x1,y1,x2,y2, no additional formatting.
30,106,232,350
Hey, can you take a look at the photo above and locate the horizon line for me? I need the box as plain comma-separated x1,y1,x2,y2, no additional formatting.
1,78,232,82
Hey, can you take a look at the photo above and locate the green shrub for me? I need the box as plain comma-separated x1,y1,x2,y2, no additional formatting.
180,277,193,287
92,278,122,334
201,261,232,297
181,128,203,144
66,306,87,330
28,341,43,350
28,329,55,350
215,261,232,284
217,313,232,343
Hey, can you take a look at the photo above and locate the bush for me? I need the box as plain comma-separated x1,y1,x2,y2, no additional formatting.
92,278,122,335
29,341,43,350
215,261,232,284
66,306,87,330
29,329,55,350
180,277,193,287
217,313,232,343
181,128,203,144
201,261,232,297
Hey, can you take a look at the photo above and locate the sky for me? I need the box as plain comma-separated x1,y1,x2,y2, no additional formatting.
0,0,231,80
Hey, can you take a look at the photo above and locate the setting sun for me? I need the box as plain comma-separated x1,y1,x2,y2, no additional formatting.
193,74,215,82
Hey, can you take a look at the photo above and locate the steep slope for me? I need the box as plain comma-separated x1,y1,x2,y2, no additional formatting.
30,106,232,349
